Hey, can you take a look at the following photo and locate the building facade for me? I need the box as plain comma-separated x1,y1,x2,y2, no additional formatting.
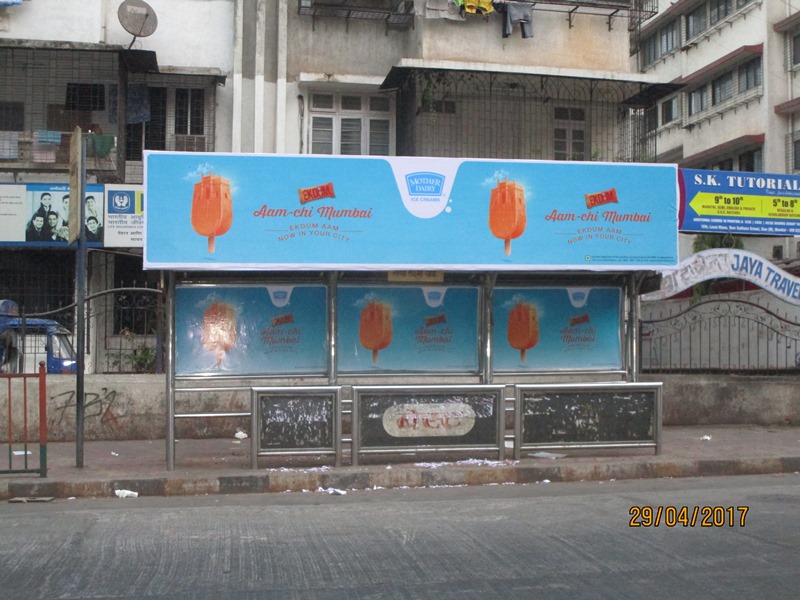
635,0,800,260
1,0,796,375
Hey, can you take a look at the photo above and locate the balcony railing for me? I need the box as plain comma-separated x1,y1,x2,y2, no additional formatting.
0,130,118,173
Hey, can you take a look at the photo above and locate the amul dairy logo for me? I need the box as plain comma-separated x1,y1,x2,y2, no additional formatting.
405,172,445,197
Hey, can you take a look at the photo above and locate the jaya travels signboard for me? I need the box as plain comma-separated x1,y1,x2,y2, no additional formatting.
144,153,679,271
641,249,800,306
680,169,800,236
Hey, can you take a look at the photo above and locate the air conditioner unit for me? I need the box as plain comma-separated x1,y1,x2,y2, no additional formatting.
174,134,206,152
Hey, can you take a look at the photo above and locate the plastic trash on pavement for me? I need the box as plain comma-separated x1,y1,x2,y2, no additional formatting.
114,489,139,498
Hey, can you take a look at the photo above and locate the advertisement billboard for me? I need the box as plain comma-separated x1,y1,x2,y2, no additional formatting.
144,153,679,271
0,182,104,246
174,284,329,376
336,285,479,373
491,286,622,372
680,169,800,236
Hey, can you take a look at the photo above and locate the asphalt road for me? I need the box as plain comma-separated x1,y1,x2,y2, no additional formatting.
1,473,798,599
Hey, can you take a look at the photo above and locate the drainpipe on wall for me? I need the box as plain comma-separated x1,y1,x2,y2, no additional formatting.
232,0,244,153
254,0,267,153
275,0,288,153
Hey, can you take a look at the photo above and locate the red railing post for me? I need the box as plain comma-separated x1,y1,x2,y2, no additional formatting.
38,361,47,478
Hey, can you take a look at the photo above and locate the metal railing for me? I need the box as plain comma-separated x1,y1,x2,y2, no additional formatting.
12,286,164,375
1,362,48,478
640,297,800,373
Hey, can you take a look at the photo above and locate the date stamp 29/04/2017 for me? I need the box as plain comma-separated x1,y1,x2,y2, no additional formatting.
629,506,749,528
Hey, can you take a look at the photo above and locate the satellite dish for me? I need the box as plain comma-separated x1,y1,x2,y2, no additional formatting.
118,0,158,48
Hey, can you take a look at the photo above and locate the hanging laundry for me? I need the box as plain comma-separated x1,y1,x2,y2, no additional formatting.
426,0,465,20
0,132,19,160
33,130,62,144
495,1,534,38
31,143,57,163
465,0,493,14
91,135,116,158
127,83,151,124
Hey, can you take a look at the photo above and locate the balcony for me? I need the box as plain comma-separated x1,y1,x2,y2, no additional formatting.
298,0,415,31
297,0,657,32
0,130,118,175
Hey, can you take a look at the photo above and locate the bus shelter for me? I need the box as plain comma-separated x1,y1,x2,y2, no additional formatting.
144,153,677,469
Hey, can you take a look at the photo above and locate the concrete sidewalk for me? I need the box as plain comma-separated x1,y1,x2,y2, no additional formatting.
2,424,800,500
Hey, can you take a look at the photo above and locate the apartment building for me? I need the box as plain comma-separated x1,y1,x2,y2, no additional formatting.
5,0,763,376
636,0,800,260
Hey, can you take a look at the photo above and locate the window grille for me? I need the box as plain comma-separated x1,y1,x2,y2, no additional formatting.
394,70,656,164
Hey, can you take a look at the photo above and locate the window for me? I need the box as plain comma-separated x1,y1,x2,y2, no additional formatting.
645,106,658,133
0,102,24,131
660,21,678,55
794,32,800,67
65,83,106,111
794,139,800,171
686,5,707,39
661,96,680,125
738,59,761,92
641,20,678,68
716,158,734,171
124,81,214,162
175,89,205,136
308,92,393,156
641,35,658,68
553,107,586,161
712,72,734,105
710,0,732,26
126,87,167,162
773,245,784,260
738,149,761,172
689,86,707,115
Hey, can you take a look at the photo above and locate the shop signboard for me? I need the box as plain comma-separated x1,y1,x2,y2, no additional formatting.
144,153,679,271
492,286,622,371
104,184,144,247
0,182,104,246
680,168,800,235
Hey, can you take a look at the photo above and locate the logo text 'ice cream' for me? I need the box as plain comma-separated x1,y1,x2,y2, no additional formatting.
489,179,526,255
191,173,232,253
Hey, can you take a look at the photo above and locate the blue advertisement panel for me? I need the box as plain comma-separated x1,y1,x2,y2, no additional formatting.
336,286,479,373
492,287,622,371
680,169,800,236
144,153,678,271
175,284,328,376
0,182,104,246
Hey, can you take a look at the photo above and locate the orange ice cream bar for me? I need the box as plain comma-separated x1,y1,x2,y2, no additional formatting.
192,173,232,253
202,302,237,366
489,179,526,255
507,302,539,362
359,301,393,363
